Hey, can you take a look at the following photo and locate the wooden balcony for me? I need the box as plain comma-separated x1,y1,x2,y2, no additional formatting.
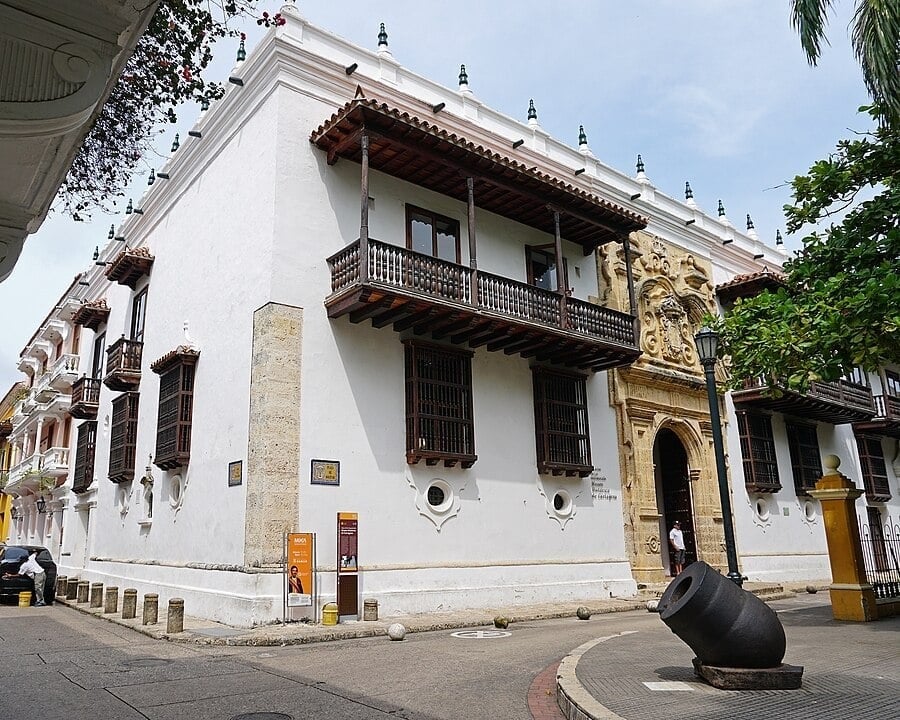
69,376,101,419
732,377,876,424
104,337,143,391
853,394,900,438
326,239,640,371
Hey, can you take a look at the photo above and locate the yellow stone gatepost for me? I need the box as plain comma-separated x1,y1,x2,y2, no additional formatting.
808,454,877,622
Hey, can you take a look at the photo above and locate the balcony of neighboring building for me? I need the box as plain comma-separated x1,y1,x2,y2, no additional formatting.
312,97,647,372
853,370,900,438
732,376,875,425
31,354,80,401
68,377,102,420
103,337,143,391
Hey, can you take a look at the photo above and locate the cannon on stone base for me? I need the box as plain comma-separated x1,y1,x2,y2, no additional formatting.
658,561,803,689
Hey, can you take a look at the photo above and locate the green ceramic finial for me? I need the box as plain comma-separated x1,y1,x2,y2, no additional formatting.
685,182,693,200
527,99,537,121
578,125,587,146
378,22,388,48
717,199,725,217
746,214,754,230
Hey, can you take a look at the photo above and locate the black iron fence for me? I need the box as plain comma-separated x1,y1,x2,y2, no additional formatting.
860,514,900,600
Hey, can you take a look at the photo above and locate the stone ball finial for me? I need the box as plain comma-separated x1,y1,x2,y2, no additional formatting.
823,454,841,474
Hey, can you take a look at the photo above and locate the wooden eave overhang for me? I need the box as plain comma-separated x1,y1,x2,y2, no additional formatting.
71,299,110,331
0,418,12,438
716,267,785,304
310,98,647,252
150,346,200,374
732,379,876,424
105,247,154,289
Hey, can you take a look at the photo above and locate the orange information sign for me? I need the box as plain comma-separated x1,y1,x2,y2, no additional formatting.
337,512,358,573
286,533,314,607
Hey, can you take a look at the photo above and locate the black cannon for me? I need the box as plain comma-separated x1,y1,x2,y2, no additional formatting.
658,561,785,669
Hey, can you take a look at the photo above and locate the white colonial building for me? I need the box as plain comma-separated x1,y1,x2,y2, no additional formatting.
3,5,898,626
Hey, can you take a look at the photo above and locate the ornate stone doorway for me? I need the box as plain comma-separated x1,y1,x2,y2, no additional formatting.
654,428,696,575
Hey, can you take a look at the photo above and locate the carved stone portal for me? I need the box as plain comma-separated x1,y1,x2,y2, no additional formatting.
600,231,735,583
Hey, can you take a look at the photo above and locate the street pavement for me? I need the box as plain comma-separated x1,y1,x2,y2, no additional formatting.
2,589,897,720
560,593,900,720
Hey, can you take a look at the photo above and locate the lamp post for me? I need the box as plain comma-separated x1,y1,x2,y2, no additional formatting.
694,326,743,586
36,495,47,514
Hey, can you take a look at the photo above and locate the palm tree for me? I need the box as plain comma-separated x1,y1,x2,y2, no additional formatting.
791,0,900,127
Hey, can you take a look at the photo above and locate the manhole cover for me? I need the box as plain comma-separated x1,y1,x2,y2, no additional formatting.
231,714,293,720
123,658,171,668
450,630,511,639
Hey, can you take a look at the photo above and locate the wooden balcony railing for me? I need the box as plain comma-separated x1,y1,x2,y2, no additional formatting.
104,337,143,391
69,376,101,419
874,394,900,420
734,376,875,424
327,239,639,371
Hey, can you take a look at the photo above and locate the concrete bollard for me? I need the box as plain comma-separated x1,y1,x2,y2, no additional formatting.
166,598,185,634
90,583,103,608
56,576,68,598
66,577,79,600
122,588,137,619
104,587,119,614
363,598,379,621
76,581,89,604
142,593,159,625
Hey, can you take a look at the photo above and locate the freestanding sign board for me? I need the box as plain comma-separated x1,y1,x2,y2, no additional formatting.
337,512,358,617
285,533,314,618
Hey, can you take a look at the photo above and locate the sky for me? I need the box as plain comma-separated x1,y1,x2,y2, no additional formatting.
0,0,869,391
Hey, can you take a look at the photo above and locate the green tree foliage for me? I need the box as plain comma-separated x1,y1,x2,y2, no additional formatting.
59,1,283,219
790,0,900,128
716,106,900,389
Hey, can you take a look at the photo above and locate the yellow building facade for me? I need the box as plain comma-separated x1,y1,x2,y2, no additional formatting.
0,382,27,541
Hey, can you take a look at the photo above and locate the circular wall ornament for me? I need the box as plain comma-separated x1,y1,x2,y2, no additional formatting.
169,474,185,511
646,535,660,554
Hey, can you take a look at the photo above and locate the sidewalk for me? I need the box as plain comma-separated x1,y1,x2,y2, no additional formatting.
53,580,795,646
557,591,900,720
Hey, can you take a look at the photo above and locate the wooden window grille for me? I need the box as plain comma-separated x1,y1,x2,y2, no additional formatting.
72,421,97,494
857,435,891,502
108,392,139,483
737,411,781,493
785,421,822,496
152,354,197,470
532,367,591,477
404,340,476,468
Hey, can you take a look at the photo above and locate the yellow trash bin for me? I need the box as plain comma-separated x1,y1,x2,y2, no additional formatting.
18,591,32,608
322,602,339,625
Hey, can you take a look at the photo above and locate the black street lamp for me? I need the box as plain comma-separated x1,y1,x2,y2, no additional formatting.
36,495,47,514
694,326,743,586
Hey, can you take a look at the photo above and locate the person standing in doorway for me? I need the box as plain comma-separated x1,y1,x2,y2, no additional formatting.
19,551,46,606
669,520,685,576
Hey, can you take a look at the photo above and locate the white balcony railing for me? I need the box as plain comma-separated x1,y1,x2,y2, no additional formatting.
40,447,70,476
5,453,41,490
48,353,80,391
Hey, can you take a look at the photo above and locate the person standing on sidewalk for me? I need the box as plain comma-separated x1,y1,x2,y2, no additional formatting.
668,520,685,576
19,551,46,606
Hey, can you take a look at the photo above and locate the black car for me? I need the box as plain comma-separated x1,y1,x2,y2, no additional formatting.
0,545,57,605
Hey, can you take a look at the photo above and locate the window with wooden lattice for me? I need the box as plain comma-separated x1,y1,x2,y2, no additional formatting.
856,435,891,502
404,340,476,468
72,421,97,494
109,392,139,483
737,411,781,493
785,421,822,496
532,367,591,477
151,348,199,470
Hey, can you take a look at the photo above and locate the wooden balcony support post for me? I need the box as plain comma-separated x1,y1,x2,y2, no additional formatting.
359,130,370,282
466,176,478,306
552,209,567,327
622,234,639,338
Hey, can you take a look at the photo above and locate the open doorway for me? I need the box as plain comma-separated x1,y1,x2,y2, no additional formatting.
654,428,696,575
